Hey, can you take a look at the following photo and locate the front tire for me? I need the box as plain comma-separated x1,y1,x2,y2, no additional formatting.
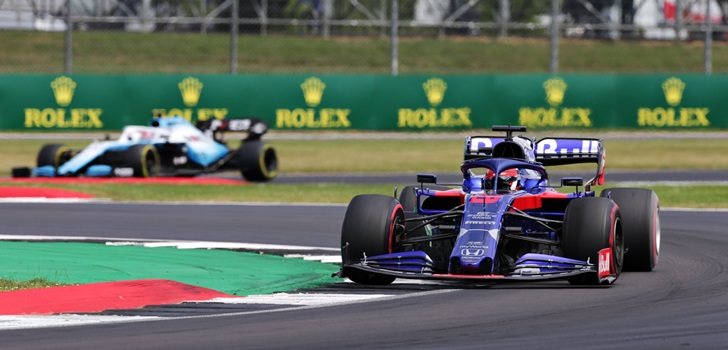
238,141,278,182
340,195,403,285
601,188,660,271
562,197,624,285
37,144,72,168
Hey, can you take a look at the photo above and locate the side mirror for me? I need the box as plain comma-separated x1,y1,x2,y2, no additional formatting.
417,173,437,184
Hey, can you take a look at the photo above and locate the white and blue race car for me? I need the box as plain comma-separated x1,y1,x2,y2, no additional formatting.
13,116,278,182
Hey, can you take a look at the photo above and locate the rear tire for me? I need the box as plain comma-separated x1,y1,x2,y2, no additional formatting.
341,195,403,285
601,188,660,271
238,141,278,182
37,144,72,168
562,197,623,285
122,145,160,178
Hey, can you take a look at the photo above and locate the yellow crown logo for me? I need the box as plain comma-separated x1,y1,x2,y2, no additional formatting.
662,77,685,107
50,76,77,107
543,78,567,107
423,78,447,107
301,77,326,107
178,77,204,107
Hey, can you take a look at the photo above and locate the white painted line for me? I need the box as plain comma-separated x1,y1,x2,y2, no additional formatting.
106,241,339,252
662,207,728,213
284,254,342,264
614,181,728,186
0,315,158,330
0,289,458,331
204,293,394,306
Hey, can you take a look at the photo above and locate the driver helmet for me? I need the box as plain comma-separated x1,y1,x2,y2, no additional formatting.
497,169,520,191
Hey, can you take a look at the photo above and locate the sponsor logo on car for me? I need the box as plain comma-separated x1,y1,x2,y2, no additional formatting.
598,248,612,279
461,248,485,257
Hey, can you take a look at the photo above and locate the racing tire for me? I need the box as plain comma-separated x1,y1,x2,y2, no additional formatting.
122,144,160,178
340,195,404,285
562,197,624,285
601,188,660,272
237,141,278,182
37,144,72,168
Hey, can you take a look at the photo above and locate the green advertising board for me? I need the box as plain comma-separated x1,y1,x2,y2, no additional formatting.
0,73,723,131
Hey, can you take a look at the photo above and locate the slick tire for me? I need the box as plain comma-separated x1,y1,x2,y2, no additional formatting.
340,195,404,285
238,141,278,182
122,145,160,178
601,188,660,271
37,144,72,168
562,197,624,285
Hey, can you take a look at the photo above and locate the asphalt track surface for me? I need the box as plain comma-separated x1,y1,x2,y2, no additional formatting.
1,203,728,349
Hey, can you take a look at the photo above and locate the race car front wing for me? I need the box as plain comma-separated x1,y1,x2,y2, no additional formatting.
342,251,606,282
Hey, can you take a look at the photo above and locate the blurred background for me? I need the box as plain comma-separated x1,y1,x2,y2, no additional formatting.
0,0,724,74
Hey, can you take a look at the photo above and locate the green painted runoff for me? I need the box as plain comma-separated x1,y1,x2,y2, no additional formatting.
0,241,339,296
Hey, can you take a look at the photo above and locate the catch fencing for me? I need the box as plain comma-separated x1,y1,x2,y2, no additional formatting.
0,0,724,74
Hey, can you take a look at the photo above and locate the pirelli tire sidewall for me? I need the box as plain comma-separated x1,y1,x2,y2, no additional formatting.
123,144,160,178
237,140,278,182
601,188,660,272
341,194,403,285
562,197,624,285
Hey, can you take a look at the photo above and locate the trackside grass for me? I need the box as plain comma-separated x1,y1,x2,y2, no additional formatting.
1,137,726,176
0,278,65,291
4,31,728,73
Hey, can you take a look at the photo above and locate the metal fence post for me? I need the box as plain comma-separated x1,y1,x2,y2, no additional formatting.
549,0,560,74
390,0,399,76
261,0,268,36
230,0,239,74
64,0,72,74
499,0,509,37
705,0,713,75
675,0,683,40
323,0,332,38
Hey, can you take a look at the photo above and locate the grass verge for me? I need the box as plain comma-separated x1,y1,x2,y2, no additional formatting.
4,31,728,73
2,138,727,176
0,278,66,292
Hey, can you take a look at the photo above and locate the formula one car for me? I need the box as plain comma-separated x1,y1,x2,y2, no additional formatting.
340,126,660,285
12,116,278,181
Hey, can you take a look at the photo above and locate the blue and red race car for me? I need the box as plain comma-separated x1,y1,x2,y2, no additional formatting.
340,126,660,286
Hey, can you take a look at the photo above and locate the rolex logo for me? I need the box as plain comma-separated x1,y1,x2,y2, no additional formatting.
301,77,326,107
543,78,567,107
423,78,447,107
178,77,203,107
50,76,77,107
662,77,685,107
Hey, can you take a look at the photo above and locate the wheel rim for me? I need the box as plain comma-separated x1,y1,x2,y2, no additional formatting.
387,204,404,254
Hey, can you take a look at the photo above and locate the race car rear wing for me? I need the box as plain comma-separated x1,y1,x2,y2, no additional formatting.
196,118,268,141
535,138,606,185
464,133,606,186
